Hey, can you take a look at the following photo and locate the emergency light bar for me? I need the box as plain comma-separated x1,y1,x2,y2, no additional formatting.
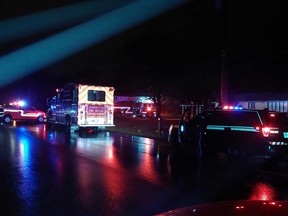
223,105,243,110
9,100,26,106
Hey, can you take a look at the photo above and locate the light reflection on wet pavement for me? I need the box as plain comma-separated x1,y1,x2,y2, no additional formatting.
2,123,288,215
21,123,172,185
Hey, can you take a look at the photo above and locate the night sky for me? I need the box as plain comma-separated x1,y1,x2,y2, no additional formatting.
0,0,287,109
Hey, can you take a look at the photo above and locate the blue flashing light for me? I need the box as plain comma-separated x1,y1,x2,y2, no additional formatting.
234,106,243,110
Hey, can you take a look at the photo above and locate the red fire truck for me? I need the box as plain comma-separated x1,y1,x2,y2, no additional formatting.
114,96,156,118
46,83,115,133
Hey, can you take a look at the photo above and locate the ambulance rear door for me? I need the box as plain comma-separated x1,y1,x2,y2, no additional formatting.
77,85,114,128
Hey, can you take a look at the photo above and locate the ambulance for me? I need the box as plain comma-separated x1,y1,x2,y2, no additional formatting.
46,83,115,133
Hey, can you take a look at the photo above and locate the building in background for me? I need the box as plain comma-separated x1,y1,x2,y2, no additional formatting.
234,92,288,113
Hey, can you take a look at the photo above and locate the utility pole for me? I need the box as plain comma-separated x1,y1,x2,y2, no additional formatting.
216,0,228,106
221,48,228,106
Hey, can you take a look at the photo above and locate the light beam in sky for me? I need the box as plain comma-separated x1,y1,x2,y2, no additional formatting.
0,0,187,88
0,0,135,44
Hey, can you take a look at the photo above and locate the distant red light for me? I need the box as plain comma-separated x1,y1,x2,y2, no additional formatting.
249,182,276,201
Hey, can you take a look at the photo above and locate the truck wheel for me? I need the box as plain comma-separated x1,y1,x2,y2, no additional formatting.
37,115,45,123
3,115,12,124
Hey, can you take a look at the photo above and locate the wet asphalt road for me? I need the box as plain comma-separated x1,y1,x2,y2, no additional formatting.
1,123,288,215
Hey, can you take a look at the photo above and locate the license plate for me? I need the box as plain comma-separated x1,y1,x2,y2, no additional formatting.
284,132,288,138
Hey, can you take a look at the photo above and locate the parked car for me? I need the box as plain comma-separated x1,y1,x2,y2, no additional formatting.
2,104,46,124
168,106,288,160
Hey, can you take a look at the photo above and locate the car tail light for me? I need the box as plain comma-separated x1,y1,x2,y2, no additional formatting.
255,126,270,137
262,127,270,137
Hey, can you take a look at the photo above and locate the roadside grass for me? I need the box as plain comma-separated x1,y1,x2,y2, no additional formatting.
106,116,180,140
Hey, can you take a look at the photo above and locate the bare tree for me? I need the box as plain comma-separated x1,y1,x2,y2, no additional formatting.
142,67,172,118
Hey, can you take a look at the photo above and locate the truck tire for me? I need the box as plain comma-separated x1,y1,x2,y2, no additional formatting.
3,115,12,124
37,115,45,123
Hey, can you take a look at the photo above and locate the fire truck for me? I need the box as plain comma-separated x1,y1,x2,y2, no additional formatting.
46,83,115,133
114,96,156,118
